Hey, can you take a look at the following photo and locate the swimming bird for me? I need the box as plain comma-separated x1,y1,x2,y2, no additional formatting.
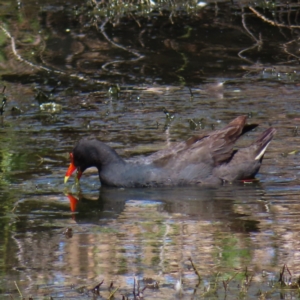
64,115,276,187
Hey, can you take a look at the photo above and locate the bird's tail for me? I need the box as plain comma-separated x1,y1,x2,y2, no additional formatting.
252,127,277,161
213,127,276,182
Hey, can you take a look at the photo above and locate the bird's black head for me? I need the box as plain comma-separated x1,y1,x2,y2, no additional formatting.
65,139,123,183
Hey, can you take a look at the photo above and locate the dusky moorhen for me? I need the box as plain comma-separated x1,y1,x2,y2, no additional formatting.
64,115,276,187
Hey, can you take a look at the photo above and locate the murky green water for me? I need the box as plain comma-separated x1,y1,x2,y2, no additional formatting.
1,0,300,299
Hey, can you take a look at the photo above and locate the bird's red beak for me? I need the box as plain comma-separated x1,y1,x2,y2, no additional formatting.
64,153,82,184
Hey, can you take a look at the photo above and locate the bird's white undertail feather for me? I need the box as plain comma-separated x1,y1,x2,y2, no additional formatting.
255,142,270,161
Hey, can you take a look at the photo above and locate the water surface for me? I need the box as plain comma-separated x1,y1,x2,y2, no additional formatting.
1,1,300,299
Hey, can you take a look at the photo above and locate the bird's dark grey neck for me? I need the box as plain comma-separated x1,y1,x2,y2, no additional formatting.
92,141,124,167
74,139,125,170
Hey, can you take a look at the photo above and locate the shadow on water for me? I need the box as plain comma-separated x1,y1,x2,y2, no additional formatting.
67,184,264,232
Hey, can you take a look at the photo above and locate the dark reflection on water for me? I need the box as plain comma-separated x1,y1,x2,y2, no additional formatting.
1,0,300,299
67,185,263,229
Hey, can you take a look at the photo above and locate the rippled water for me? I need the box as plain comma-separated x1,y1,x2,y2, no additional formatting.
1,1,300,299
1,80,300,299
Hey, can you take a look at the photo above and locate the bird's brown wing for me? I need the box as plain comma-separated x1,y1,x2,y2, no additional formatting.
145,115,250,168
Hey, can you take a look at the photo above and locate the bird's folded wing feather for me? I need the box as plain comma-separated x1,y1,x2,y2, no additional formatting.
144,115,248,168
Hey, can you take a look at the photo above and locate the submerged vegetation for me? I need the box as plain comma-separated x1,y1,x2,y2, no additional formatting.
0,0,300,88
9,261,300,299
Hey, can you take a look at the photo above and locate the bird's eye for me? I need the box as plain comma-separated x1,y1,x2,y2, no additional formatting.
69,153,74,162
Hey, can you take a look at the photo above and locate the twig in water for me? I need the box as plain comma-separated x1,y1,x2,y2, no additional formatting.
279,264,286,285
188,257,202,281
249,6,300,29
0,86,7,116
222,272,239,293
108,286,119,299
188,86,194,99
109,281,114,290
92,279,104,294
14,281,22,298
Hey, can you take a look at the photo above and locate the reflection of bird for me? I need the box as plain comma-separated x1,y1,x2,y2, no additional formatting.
64,116,276,187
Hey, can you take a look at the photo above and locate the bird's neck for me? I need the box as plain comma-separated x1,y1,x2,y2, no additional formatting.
91,141,125,169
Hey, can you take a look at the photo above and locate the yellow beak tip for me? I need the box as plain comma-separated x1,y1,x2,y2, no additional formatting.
64,176,70,184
